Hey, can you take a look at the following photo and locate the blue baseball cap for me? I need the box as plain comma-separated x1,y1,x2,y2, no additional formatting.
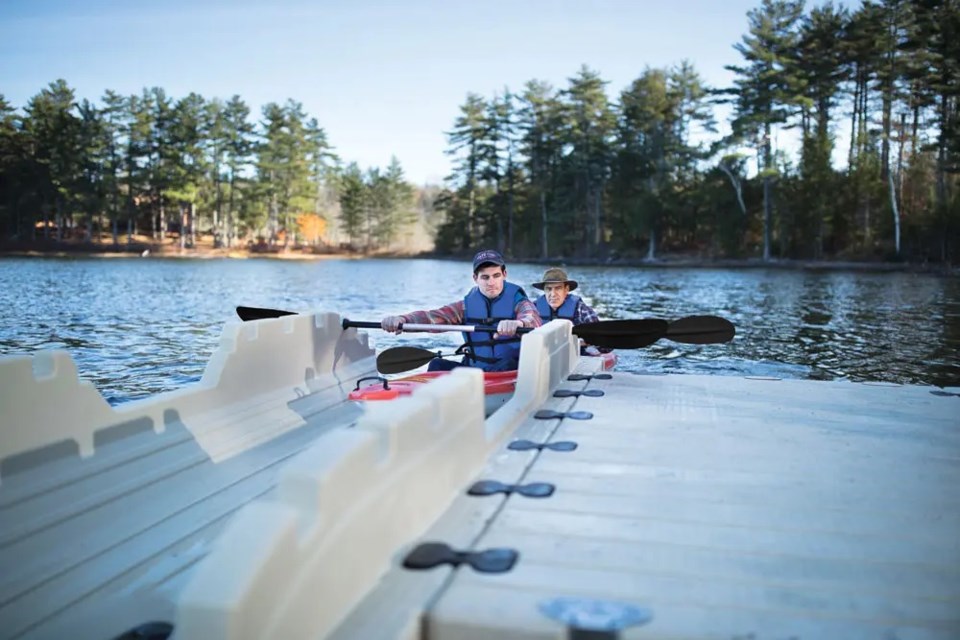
472,249,506,272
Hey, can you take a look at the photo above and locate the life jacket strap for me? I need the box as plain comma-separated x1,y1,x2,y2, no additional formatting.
457,344,499,365
466,336,522,349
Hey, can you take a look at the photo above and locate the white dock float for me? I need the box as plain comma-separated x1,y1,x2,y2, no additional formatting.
2,316,958,639
424,373,960,639
0,313,377,640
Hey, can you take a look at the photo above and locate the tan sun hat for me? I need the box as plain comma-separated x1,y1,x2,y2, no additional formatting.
533,267,578,291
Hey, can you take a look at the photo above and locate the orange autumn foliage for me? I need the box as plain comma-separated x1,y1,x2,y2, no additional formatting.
296,213,327,244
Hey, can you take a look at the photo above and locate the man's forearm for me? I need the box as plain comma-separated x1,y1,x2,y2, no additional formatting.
515,299,542,328
401,301,465,325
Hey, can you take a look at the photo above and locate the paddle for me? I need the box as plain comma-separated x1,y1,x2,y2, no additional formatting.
237,305,737,345
236,306,297,321
375,315,735,374
343,318,535,334
376,347,462,374
664,315,736,345
377,316,736,373
238,306,667,346
355,317,671,365
237,307,537,335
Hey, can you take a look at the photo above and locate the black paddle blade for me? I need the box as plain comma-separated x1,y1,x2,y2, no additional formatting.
236,306,297,321
666,315,736,344
573,318,669,349
376,346,441,374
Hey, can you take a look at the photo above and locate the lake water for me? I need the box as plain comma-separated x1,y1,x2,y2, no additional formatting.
1,256,958,404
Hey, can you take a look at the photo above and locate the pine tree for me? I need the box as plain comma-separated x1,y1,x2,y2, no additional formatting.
338,162,366,248
222,95,254,247
22,79,84,241
726,0,806,260
797,2,849,257
613,67,673,258
445,93,488,249
166,93,208,249
562,65,616,254
517,80,564,258
305,117,338,246
100,90,128,244
0,95,28,238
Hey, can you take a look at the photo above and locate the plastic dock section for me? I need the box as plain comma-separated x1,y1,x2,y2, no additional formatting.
1,315,958,639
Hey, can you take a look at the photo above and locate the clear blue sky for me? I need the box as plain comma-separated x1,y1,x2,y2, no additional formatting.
3,0,793,185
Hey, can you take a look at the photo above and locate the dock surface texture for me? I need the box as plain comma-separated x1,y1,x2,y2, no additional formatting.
1,316,957,639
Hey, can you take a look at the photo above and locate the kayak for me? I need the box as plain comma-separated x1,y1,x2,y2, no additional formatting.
349,352,618,416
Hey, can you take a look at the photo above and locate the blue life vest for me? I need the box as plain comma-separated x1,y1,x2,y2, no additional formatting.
462,281,526,369
535,294,579,321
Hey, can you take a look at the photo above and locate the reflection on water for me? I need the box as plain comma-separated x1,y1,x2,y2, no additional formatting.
0,257,957,404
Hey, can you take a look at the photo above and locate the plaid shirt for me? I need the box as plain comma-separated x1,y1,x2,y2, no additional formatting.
572,297,601,325
573,297,613,353
536,295,612,354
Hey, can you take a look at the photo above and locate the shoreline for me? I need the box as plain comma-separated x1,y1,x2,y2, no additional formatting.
421,253,960,275
1,245,956,275
0,249,359,261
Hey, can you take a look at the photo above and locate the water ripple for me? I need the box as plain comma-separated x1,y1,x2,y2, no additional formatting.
1,257,958,404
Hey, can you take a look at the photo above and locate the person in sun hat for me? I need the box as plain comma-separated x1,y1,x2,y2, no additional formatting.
532,267,611,355
380,249,541,371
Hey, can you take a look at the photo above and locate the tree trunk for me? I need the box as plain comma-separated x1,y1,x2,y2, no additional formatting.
595,181,605,252
762,173,772,261
159,197,166,242
762,129,772,262
55,201,62,242
214,159,222,233
816,213,824,260
591,182,601,249
189,202,196,247
718,163,747,217
226,174,236,249
864,201,872,248
848,67,860,166
539,188,548,259
911,105,920,158
269,195,278,245
897,112,907,222
881,84,892,183
125,194,132,244
179,204,186,250
507,161,515,255
888,169,900,257
467,185,476,249
935,93,948,212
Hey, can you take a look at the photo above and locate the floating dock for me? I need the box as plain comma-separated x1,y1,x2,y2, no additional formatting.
1,314,957,639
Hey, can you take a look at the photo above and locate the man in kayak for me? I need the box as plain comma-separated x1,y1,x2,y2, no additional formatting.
381,249,541,371
532,267,612,356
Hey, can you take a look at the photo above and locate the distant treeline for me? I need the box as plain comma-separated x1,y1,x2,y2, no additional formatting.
0,87,422,252
1,0,958,263
436,0,960,263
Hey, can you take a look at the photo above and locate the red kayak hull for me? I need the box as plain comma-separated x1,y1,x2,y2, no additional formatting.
349,352,617,412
